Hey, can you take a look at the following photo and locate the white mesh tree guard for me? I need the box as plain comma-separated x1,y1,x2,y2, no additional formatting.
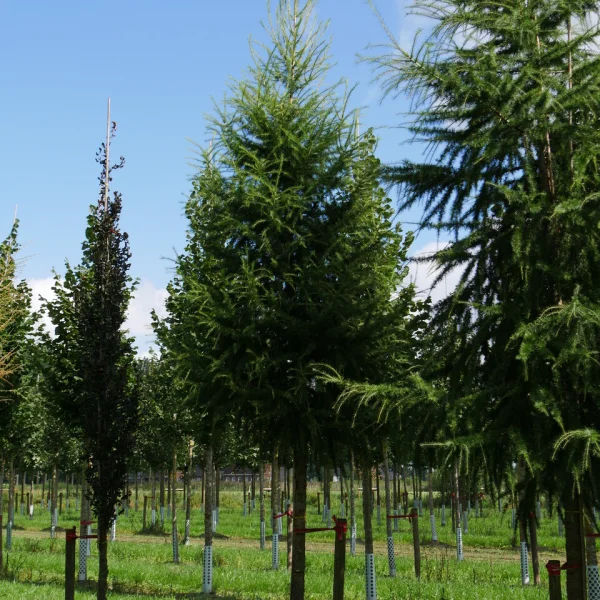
430,513,438,542
160,506,165,524
520,541,530,585
111,519,116,542
322,503,328,523
86,525,92,556
243,502,247,517
393,509,399,532
78,536,87,581
536,501,541,520
184,519,191,545
252,498,256,510
151,508,156,525
29,504,33,519
41,498,45,510
340,502,345,518
272,533,279,570
260,520,266,550
278,516,284,534
456,526,464,561
558,515,564,537
387,536,396,577
365,553,377,600
350,521,357,556
511,509,516,530
203,545,213,594
441,504,447,527
212,509,217,533
588,565,600,600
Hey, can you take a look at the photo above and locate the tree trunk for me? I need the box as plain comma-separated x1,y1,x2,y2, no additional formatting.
97,515,109,600
243,466,247,515
51,463,58,531
362,461,374,554
150,468,156,524
172,448,179,563
160,468,165,523
290,447,306,600
529,513,541,585
383,441,396,577
272,447,280,536
204,447,213,546
564,491,586,600
259,462,265,549
0,459,5,516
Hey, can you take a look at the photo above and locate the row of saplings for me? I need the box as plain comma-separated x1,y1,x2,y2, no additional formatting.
1,457,593,600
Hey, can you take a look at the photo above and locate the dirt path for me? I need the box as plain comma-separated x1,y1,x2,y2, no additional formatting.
15,527,562,564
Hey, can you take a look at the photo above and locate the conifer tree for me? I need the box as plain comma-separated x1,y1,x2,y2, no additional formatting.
367,1,600,596
162,2,423,597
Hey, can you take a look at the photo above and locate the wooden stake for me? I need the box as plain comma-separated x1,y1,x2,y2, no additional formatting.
333,518,347,600
547,560,562,600
65,526,76,600
411,507,421,579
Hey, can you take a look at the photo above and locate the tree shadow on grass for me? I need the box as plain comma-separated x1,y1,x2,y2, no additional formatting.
1,578,238,599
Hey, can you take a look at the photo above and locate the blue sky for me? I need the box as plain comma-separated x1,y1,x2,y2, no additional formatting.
1,0,443,352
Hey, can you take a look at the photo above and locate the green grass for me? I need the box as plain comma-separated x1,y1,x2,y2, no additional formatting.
0,485,568,598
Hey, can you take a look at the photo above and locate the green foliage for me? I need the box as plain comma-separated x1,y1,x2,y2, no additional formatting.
75,132,138,528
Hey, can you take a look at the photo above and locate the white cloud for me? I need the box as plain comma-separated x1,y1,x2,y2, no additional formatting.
27,276,167,355
125,280,168,354
407,241,465,304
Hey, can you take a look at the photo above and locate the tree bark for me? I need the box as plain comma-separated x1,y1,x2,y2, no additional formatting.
204,446,213,547
0,459,5,516
272,446,280,535
290,447,306,600
97,516,109,600
259,462,265,549
529,513,541,585
362,461,374,554
172,448,179,563
564,491,586,600
159,468,165,522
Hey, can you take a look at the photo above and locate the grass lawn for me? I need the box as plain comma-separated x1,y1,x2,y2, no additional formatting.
0,485,568,598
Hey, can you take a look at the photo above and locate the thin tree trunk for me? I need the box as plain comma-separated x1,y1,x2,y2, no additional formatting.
529,512,541,585
383,441,396,577
290,448,306,600
172,448,179,563
362,461,374,554
97,516,109,600
259,462,265,549
272,447,280,536
203,445,213,593
150,468,156,524
0,459,5,516
160,468,165,523
204,447,213,546
564,491,586,600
